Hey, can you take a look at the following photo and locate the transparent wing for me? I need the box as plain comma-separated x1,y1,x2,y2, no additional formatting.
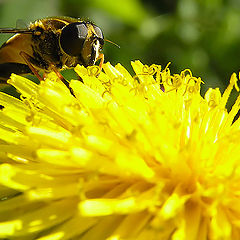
16,19,28,29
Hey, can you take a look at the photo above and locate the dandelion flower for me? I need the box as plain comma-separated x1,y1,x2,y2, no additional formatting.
0,61,240,240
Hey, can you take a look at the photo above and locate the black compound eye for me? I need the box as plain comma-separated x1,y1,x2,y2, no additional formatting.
60,22,88,56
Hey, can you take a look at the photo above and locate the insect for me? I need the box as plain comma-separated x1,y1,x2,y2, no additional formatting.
0,16,105,85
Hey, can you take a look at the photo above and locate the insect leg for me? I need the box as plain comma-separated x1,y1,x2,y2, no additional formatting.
19,51,43,81
49,64,70,88
97,53,104,71
49,64,75,96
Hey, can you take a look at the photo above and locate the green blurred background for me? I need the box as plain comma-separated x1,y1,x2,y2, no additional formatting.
0,0,240,103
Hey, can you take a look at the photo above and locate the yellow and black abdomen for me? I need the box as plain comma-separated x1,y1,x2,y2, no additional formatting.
0,33,33,82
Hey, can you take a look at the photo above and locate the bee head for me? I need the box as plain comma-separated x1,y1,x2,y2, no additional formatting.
59,21,104,66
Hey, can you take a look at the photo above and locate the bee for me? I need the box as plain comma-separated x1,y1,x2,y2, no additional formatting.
0,16,105,85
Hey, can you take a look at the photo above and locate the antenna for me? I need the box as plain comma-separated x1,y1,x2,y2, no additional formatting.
105,38,120,48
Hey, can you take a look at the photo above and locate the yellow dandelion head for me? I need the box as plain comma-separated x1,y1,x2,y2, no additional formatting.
0,61,240,240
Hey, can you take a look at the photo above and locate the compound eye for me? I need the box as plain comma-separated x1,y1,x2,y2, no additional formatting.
60,22,88,56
